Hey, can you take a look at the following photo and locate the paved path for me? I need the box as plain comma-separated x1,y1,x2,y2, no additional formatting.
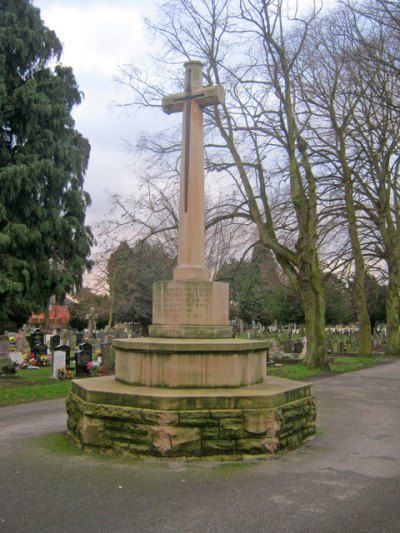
0,361,399,533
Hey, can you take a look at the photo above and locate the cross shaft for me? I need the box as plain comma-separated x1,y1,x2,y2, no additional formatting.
162,61,224,281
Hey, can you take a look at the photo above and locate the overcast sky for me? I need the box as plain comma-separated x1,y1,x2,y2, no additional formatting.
32,0,336,242
33,0,160,232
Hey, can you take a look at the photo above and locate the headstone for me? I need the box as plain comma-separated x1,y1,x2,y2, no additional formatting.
283,340,293,353
76,332,84,346
75,342,92,376
52,345,70,378
293,340,303,354
33,343,48,365
30,328,44,351
100,343,115,374
8,333,17,353
22,323,30,343
85,307,98,339
0,355,11,370
9,352,24,365
58,344,71,368
0,334,9,356
350,335,358,353
50,334,61,352
98,329,105,344
33,342,47,355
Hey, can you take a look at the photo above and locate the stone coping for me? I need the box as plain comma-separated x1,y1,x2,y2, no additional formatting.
112,337,271,353
71,376,312,411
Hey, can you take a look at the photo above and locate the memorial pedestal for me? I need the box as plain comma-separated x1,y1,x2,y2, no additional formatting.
149,280,231,339
65,60,316,459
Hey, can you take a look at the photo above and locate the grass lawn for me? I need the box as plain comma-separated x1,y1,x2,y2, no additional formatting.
268,356,390,380
0,366,71,407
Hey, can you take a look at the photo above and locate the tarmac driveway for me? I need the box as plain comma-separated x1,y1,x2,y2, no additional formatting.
0,360,399,533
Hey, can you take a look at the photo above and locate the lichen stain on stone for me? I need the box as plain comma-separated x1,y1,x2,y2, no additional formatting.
262,437,279,454
244,410,280,436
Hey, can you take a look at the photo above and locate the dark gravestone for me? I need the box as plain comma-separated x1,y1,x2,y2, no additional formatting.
293,340,303,354
75,342,92,376
283,340,293,353
33,343,47,355
33,343,48,365
50,334,61,352
31,328,44,349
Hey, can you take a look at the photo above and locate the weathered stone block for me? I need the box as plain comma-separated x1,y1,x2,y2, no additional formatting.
150,426,201,456
202,439,236,454
219,418,243,439
179,410,216,426
210,409,242,419
88,405,143,422
107,429,149,444
261,437,279,454
237,438,268,454
104,420,147,434
143,410,179,425
201,426,220,439
81,416,105,446
243,410,280,436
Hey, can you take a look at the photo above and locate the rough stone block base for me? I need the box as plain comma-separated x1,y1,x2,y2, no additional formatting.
66,376,316,459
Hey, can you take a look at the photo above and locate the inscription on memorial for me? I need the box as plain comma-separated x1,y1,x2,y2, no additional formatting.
154,283,212,324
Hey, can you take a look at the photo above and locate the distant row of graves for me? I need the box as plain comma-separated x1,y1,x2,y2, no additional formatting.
0,324,142,378
251,325,386,356
0,322,386,379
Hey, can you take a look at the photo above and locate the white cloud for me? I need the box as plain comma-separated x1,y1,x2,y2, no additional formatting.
42,3,148,76
33,0,158,238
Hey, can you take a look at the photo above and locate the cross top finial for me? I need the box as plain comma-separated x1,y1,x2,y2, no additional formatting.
184,60,203,91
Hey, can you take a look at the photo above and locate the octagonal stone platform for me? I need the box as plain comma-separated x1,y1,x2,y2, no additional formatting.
113,338,269,388
66,375,316,458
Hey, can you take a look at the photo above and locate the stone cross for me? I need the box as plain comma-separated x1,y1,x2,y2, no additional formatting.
162,60,225,281
85,306,98,339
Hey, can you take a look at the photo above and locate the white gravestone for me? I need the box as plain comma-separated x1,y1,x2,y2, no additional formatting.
9,352,24,364
52,350,66,378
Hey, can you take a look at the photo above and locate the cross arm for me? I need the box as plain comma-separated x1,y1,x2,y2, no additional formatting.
162,85,225,115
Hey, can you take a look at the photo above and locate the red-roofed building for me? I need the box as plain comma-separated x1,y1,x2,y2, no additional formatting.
29,296,74,330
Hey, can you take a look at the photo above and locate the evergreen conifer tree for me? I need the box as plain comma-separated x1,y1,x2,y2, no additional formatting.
0,0,93,328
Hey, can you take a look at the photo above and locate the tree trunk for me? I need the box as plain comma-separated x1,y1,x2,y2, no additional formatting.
300,257,329,369
337,129,372,355
385,257,400,354
108,274,115,328
44,305,50,332
346,210,372,355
